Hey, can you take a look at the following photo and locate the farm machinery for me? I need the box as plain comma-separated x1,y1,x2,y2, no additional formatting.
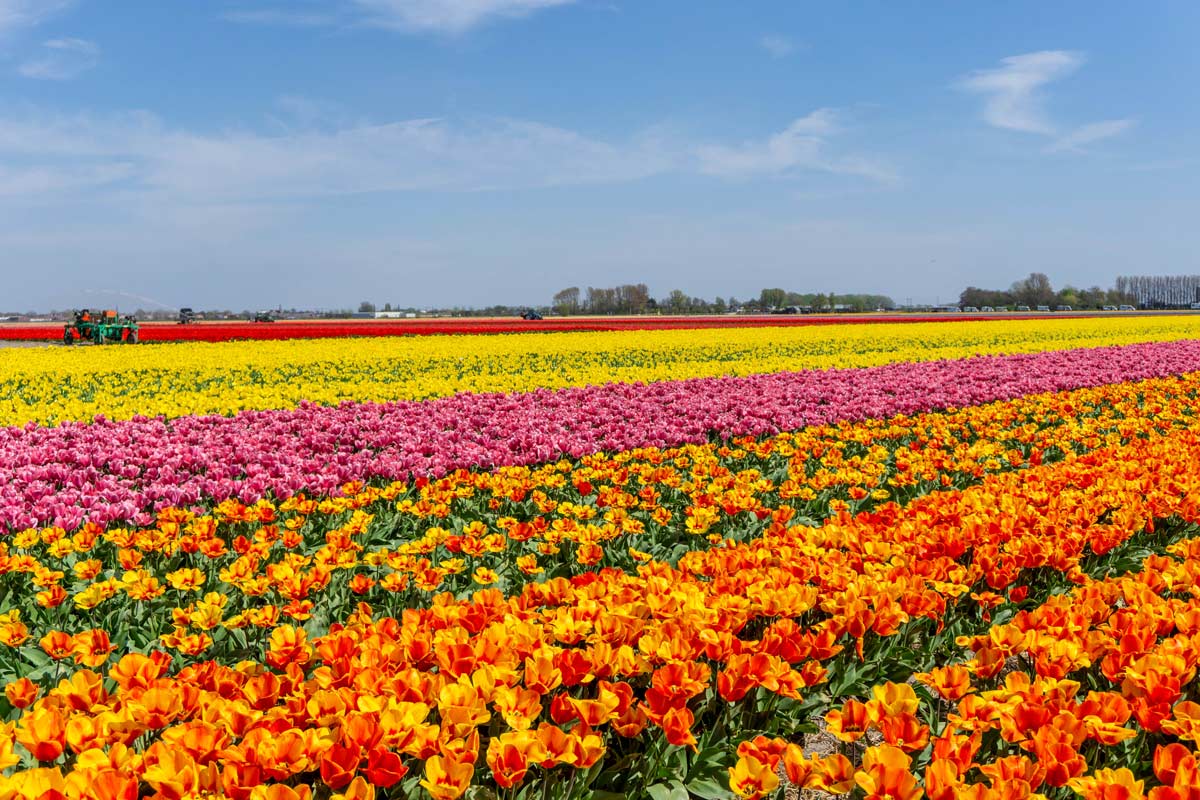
63,309,140,345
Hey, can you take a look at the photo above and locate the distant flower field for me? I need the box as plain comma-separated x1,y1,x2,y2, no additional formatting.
0,312,1090,343
2,316,1200,427
1,316,1200,799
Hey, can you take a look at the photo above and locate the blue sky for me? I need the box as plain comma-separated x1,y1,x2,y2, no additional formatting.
0,1,1197,310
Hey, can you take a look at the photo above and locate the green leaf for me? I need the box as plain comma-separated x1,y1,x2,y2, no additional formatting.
645,781,689,800
687,777,734,800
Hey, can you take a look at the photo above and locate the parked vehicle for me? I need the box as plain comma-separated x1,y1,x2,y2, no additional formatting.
1119,304,1136,311
1103,305,1117,311
962,306,979,313
1016,305,1031,311
1057,305,1072,312
1036,305,1051,312
980,306,995,312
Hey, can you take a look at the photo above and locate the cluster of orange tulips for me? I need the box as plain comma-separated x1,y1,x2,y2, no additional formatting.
731,531,1200,799
1,370,1200,797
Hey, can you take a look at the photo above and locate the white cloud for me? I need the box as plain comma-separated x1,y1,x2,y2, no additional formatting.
693,109,894,182
0,106,889,204
18,36,98,79
0,0,71,36
959,50,1083,135
1046,118,1135,153
759,34,797,58
351,0,576,32
960,51,1134,155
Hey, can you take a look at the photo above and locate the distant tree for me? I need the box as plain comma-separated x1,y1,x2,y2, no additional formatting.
1077,286,1106,309
553,287,581,315
665,290,690,313
358,301,376,313
758,288,787,309
712,297,727,314
1055,285,1081,308
383,302,393,312
1011,273,1054,307
615,283,650,314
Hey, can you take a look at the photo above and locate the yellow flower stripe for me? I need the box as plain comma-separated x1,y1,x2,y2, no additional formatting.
2,316,1200,427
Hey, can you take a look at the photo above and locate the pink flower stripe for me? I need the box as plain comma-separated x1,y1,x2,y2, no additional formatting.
4,338,1200,533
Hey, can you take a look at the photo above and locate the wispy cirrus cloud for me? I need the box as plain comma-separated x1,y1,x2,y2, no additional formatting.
694,109,895,182
0,0,72,36
18,36,98,79
353,0,576,33
959,51,1134,153
1045,118,1136,153
225,0,577,34
959,50,1081,134
0,104,890,208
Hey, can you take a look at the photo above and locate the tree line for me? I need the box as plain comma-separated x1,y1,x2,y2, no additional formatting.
1115,275,1200,309
550,285,896,316
960,273,1136,310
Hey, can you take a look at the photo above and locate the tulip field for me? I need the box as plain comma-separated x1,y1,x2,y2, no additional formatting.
5,317,1200,800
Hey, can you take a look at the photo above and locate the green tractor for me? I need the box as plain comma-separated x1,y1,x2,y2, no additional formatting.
63,309,140,345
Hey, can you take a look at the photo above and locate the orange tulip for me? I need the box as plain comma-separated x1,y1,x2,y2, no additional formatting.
5,677,38,709
333,776,376,800
71,628,115,667
109,651,169,691
81,769,139,800
141,741,200,800
1153,743,1194,786
39,630,74,660
1067,767,1146,800
915,664,972,700
320,742,361,790
420,753,474,800
249,785,313,800
808,753,854,793
364,745,408,788
160,720,229,765
729,754,780,799
855,745,920,800
924,758,962,800
878,712,930,752
825,698,871,742
487,739,529,789
15,706,66,762
265,625,313,670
